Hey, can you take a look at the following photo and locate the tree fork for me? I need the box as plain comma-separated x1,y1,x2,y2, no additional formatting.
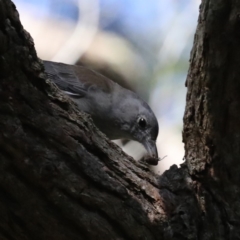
0,0,240,239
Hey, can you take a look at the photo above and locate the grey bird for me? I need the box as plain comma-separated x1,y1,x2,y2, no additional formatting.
43,60,159,158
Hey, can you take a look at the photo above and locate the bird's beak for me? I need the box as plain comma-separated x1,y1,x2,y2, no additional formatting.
143,139,158,158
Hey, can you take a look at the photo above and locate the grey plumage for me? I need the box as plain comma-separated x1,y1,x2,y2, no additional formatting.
44,60,159,157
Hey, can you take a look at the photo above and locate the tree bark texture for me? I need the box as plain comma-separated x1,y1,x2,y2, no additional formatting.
183,0,240,239
1,0,240,239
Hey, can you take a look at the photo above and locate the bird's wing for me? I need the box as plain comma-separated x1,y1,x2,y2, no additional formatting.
43,60,114,98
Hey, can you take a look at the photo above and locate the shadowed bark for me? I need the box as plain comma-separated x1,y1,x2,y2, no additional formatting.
182,1,240,239
0,0,240,239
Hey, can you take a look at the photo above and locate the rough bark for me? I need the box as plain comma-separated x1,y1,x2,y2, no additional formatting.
1,0,240,239
183,0,240,239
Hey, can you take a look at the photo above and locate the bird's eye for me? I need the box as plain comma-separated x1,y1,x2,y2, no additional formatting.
138,117,147,128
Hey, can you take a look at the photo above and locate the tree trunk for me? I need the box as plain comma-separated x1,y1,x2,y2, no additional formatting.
0,0,240,239
183,1,240,239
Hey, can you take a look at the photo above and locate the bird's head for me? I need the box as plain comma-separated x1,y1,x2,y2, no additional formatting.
130,101,159,158
114,90,159,158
